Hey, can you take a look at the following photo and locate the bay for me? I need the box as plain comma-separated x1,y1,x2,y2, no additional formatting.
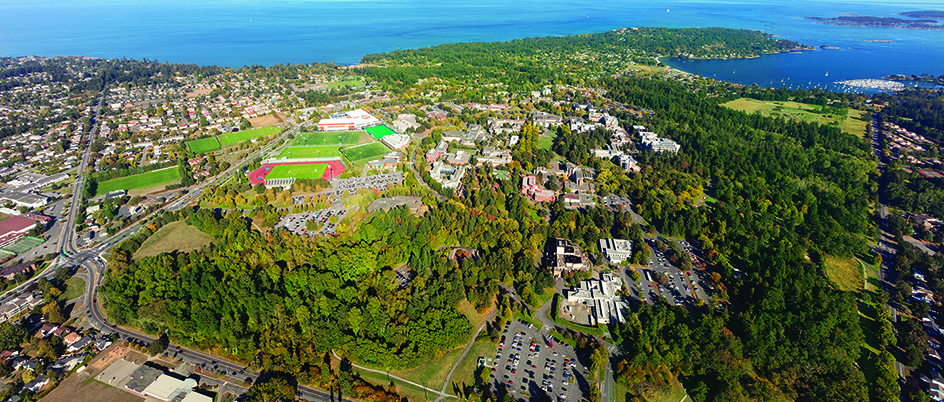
1,0,942,89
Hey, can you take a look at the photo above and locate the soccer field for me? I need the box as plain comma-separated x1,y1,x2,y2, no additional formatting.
219,126,280,145
95,167,182,196
276,146,341,159
266,164,328,180
342,142,389,161
364,125,398,140
187,137,221,153
294,131,361,146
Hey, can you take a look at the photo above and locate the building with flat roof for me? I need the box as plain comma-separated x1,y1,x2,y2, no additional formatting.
0,216,37,247
126,365,163,394
599,239,633,264
430,161,466,190
426,141,449,163
317,108,380,131
563,272,626,325
521,175,555,203
0,192,49,209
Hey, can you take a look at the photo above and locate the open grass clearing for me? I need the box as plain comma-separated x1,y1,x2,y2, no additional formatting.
823,254,864,292
326,79,365,89
721,98,869,137
388,344,467,391
456,299,490,329
61,276,86,301
276,146,342,159
342,142,389,161
447,340,497,395
266,164,328,180
537,131,557,150
95,167,182,196
134,221,214,259
41,373,144,402
356,369,436,402
219,126,280,145
294,131,362,146
186,137,221,153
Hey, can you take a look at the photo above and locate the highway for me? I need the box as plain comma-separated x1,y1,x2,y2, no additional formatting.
31,94,349,401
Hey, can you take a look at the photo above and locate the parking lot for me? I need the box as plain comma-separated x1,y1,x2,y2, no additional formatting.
489,320,592,402
332,172,404,195
274,206,347,236
622,237,712,306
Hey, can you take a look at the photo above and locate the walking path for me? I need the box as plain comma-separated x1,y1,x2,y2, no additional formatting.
330,350,450,398
434,310,497,402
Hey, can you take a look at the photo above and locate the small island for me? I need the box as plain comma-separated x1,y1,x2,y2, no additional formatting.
899,10,944,19
805,14,944,30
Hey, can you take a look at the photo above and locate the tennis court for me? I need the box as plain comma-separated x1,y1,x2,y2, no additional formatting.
364,125,398,140
276,146,341,159
3,237,44,255
266,164,328,180
294,131,361,146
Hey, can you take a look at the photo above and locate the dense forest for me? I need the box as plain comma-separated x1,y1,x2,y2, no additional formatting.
358,28,804,91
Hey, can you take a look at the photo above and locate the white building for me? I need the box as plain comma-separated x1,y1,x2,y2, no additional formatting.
599,239,633,264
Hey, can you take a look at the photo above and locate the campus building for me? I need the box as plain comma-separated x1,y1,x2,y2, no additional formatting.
599,238,633,264
316,108,380,131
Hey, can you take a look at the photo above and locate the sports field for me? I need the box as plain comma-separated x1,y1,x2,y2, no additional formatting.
266,164,328,180
95,167,182,196
294,131,361,146
342,142,389,161
277,146,341,159
325,79,365,89
365,124,397,140
219,126,280,145
187,137,221,153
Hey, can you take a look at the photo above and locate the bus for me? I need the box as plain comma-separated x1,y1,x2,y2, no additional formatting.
644,270,652,282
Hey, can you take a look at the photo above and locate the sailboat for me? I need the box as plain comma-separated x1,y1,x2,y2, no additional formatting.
825,71,829,77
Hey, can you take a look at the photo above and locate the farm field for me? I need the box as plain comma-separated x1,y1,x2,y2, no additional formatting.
187,137,221,153
365,124,398,140
294,131,362,146
276,146,341,159
219,126,280,145
41,374,144,402
134,221,215,259
721,98,869,137
266,164,328,180
342,142,389,161
95,167,182,196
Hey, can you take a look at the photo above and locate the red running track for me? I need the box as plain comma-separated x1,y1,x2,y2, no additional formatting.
248,160,346,186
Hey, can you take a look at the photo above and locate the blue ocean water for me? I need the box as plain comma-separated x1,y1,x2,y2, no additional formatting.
1,0,942,88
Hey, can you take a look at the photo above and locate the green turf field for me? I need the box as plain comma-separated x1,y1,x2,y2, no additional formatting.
294,131,361,146
187,137,221,153
325,80,365,89
266,164,328,180
342,142,389,161
276,146,341,159
219,126,281,145
95,167,182,196
364,125,397,140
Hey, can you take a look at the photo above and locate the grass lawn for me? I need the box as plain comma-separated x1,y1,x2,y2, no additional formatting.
42,374,144,402
537,131,557,150
61,277,86,301
457,300,490,329
134,221,215,259
277,146,341,159
365,125,398,140
187,137,221,153
294,131,361,146
389,345,468,391
357,370,436,402
326,79,365,89
823,255,864,292
448,340,498,396
266,164,328,180
95,167,182,196
721,98,869,137
342,142,389,161
219,126,280,145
